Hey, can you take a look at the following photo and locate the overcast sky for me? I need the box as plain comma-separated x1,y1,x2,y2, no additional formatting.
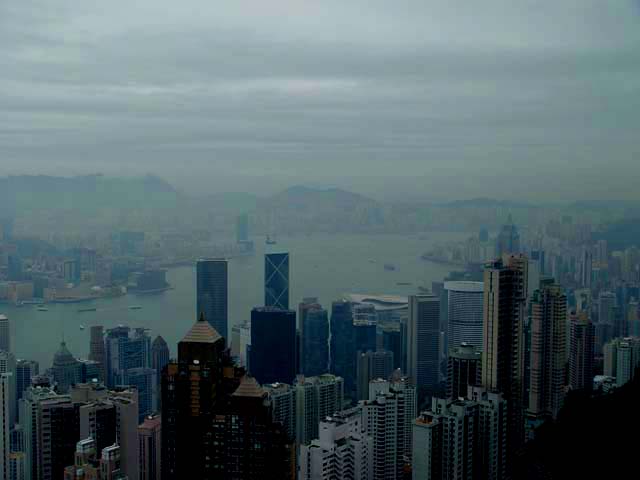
1,1,639,201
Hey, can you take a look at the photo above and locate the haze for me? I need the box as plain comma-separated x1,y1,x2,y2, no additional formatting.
1,0,639,201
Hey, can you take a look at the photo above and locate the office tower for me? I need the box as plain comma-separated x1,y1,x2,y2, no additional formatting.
495,215,521,257
568,312,595,391
445,281,484,351
299,298,320,368
381,325,403,371
627,300,640,337
0,351,16,426
19,386,57,480
250,307,296,385
196,258,229,341
265,382,296,443
8,451,25,480
603,337,640,386
482,255,528,454
217,376,294,479
238,321,251,368
299,406,373,480
354,322,377,354
330,300,356,398
356,350,394,400
78,359,102,384
16,361,38,411
236,213,250,243
265,252,290,310
0,314,10,353
89,325,106,381
528,281,567,422
138,414,161,480
447,343,481,400
361,377,416,480
302,306,329,377
598,291,617,342
1,374,12,480
407,295,440,404
295,374,344,446
151,336,169,379
579,247,593,288
125,367,156,421
52,341,83,394
105,326,151,388
161,314,236,477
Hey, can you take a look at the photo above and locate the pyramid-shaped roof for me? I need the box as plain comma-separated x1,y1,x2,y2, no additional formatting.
181,312,223,344
232,375,266,398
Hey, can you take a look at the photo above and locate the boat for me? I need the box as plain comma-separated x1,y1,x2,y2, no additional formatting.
368,259,377,264
384,264,397,271
418,286,430,294
396,282,413,286
79,325,86,330
265,235,277,245
37,307,49,312
78,307,97,313
129,305,143,310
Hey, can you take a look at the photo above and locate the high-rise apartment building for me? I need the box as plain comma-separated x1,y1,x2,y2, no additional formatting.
299,407,373,480
1,373,12,480
265,382,296,443
356,350,394,401
446,281,484,352
528,281,567,421
603,337,640,386
250,307,297,385
16,360,38,409
63,437,127,480
295,374,344,446
447,343,481,400
0,314,10,353
0,351,16,427
361,377,416,480
568,312,595,391
138,414,161,480
265,252,290,310
196,258,229,341
407,295,441,404
482,255,528,456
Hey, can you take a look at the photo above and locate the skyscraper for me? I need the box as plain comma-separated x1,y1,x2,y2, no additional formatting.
301,305,329,377
264,382,296,443
568,312,595,392
603,337,640,386
299,407,373,480
407,295,441,404
89,325,106,381
265,252,289,310
16,360,38,418
151,336,170,382
329,300,356,398
51,341,83,394
356,349,394,401
445,281,484,351
482,255,528,457
104,326,151,388
447,343,481,400
138,414,161,480
196,258,229,341
0,315,10,353
495,215,521,257
528,281,567,422
0,373,12,480
126,367,156,421
250,307,297,385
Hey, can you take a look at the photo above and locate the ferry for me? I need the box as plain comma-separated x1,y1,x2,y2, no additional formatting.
265,235,277,245
37,307,49,312
383,264,397,271
396,282,413,286
78,307,97,313
129,305,143,310
79,325,86,331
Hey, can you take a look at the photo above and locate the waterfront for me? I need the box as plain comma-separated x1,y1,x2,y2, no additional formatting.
5,232,468,367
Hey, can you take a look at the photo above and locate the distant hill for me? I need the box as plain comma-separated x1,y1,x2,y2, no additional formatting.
265,185,378,212
0,174,183,214
440,197,534,209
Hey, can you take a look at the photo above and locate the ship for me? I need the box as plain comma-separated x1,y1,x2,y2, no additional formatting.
384,264,397,271
78,307,97,313
37,307,49,312
396,282,413,286
265,235,277,245
79,324,86,330
129,305,143,310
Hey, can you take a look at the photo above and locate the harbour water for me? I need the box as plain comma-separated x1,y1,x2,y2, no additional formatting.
4,232,468,367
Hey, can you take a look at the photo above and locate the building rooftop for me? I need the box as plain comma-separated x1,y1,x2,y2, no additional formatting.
232,375,266,398
181,313,223,344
